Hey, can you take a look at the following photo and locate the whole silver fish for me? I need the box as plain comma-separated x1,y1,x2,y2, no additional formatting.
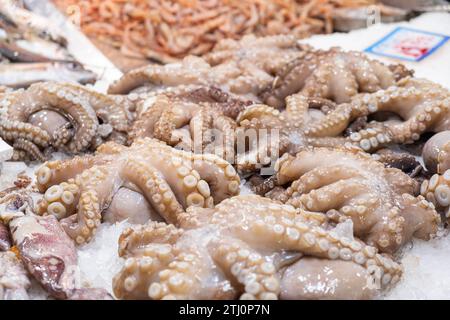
0,61,96,87
14,36,72,61
0,0,67,46
0,39,58,62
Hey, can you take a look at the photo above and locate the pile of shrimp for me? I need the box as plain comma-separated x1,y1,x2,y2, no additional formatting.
53,0,376,62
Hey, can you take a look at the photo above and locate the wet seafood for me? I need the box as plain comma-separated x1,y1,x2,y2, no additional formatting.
0,82,128,161
53,0,376,63
0,0,96,86
0,62,96,88
35,137,240,244
0,0,66,45
306,78,450,153
268,147,440,253
0,190,112,300
113,195,402,300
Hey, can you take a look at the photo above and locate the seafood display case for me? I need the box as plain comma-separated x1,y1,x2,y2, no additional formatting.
0,0,450,303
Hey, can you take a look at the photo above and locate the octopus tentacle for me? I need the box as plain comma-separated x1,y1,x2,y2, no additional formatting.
35,154,104,192
0,117,51,149
61,165,113,244
147,250,210,300
210,114,237,161
120,158,186,224
210,239,279,300
188,108,214,153
107,57,213,95
166,86,253,119
130,91,244,161
12,138,46,162
306,78,450,152
52,123,74,148
421,170,450,219
118,222,183,258
113,253,170,300
135,139,240,203
373,148,420,174
400,193,441,240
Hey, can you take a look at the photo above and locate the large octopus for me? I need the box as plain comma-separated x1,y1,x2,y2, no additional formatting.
305,77,450,153
34,137,240,244
0,82,132,161
113,195,402,300
129,86,253,161
107,35,307,99
260,46,412,108
257,147,440,253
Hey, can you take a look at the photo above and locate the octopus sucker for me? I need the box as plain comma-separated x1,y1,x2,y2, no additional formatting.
113,195,401,300
271,147,440,253
421,170,450,219
35,138,239,244
306,78,450,152
260,47,409,108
